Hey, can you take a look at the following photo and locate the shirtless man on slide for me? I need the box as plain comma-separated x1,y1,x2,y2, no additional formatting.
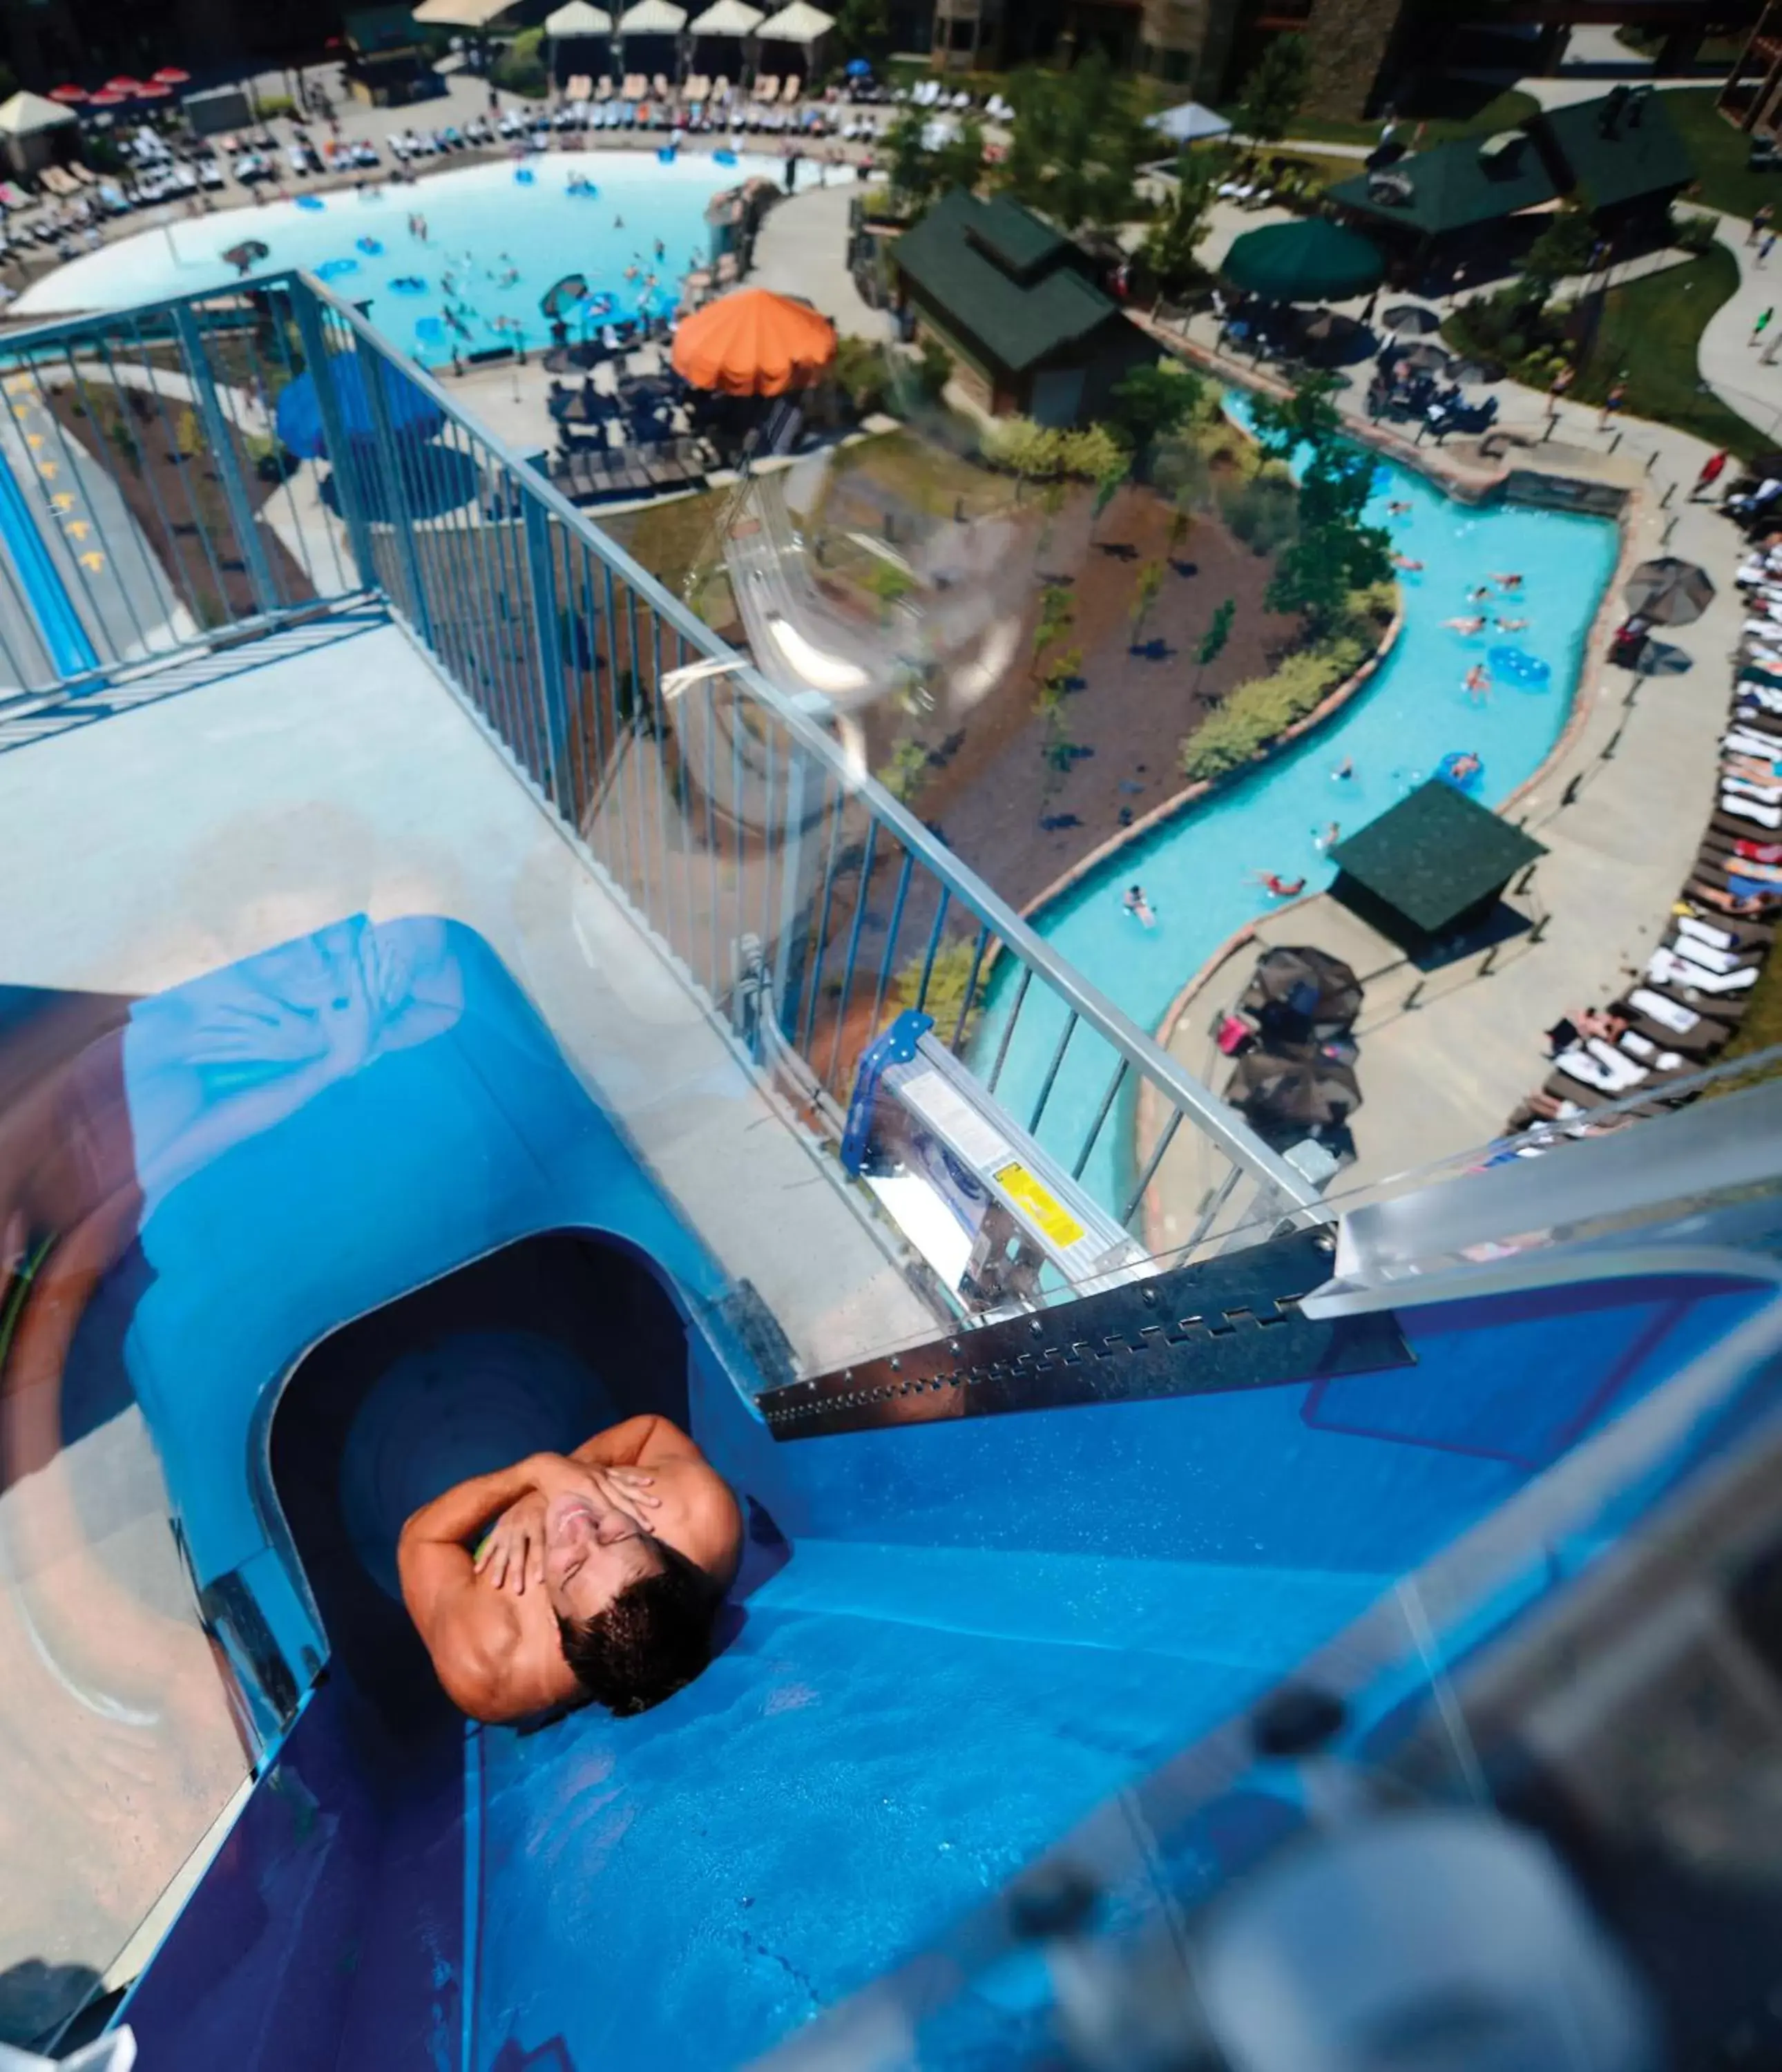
398,1417,743,1724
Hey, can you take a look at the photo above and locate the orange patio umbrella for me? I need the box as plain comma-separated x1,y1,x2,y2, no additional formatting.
671,287,836,398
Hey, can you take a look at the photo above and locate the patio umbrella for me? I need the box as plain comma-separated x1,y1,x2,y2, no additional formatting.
1382,302,1439,336
1227,1045,1362,1129
47,86,88,105
86,90,128,108
102,77,146,95
541,271,591,317
1239,946,1363,1037
671,285,835,396
275,352,443,458
1301,309,1350,342
150,66,192,86
135,84,172,99
1623,556,1714,626
1398,340,1449,375
845,55,872,76
1221,218,1384,305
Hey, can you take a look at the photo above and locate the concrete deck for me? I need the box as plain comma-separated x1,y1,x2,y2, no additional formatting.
0,611,933,1377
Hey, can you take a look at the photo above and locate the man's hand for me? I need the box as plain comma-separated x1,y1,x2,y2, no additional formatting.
473,1490,547,1595
520,1450,662,1524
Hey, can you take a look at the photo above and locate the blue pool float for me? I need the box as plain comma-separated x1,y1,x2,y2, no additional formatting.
415,316,446,340
1438,750,1486,793
356,236,384,255
316,256,359,280
658,145,677,163
713,148,738,165
390,274,428,294
515,166,536,184
296,193,325,211
1488,644,1551,689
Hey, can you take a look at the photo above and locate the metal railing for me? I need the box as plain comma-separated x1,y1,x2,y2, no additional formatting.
0,271,1318,1251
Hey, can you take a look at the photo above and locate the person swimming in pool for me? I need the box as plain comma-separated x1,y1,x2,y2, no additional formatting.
1386,499,1412,516
1464,663,1492,700
1496,615,1529,632
1122,883,1156,926
1390,553,1423,572
398,1416,742,1724
1333,756,1354,780
1444,614,1486,635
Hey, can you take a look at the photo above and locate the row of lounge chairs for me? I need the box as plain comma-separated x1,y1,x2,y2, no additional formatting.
1502,552,1779,1147
550,435,713,504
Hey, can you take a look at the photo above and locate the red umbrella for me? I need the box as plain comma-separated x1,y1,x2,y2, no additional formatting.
48,84,88,104
135,83,172,98
102,76,146,95
87,90,128,107
151,66,191,86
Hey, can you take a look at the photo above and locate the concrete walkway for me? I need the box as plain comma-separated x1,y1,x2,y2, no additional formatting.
1694,209,1782,445
749,181,893,342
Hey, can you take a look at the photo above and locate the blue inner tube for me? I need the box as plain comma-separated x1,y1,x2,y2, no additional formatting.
356,236,384,254
1438,751,1485,792
713,148,738,165
390,275,428,294
1487,644,1551,688
317,256,360,280
415,316,446,339
296,193,325,211
515,166,536,184
568,182,600,197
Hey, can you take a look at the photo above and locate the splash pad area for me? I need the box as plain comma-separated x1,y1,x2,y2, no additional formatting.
12,153,837,367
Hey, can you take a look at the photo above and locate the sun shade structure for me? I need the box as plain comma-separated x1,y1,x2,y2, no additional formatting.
1624,556,1714,626
544,0,613,28
618,0,689,29
1239,946,1363,1041
1328,781,1546,956
1221,217,1384,304
412,0,521,28
755,0,834,39
541,271,591,316
1226,1046,1362,1129
671,286,836,394
276,353,443,458
1145,100,1231,145
689,0,764,29
0,91,80,137
1383,302,1441,336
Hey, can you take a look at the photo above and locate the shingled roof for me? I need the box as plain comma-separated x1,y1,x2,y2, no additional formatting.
1531,88,1694,212
1329,781,1546,937
892,189,1127,376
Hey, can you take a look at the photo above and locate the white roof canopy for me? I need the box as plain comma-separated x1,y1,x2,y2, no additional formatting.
0,91,79,137
411,0,519,27
755,0,833,39
617,0,687,28
689,0,763,31
545,0,613,30
1145,99,1232,144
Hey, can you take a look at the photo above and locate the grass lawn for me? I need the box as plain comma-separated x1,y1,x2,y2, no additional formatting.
1569,245,1772,459
1707,934,1782,1093
1666,87,1782,222
1216,86,1540,150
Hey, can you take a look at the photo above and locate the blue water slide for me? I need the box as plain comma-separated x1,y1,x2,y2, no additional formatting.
30,917,1774,2069
0,440,97,678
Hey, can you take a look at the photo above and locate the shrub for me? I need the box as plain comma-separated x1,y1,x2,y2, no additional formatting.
892,936,984,1044
255,93,296,118
834,334,888,415
877,735,928,801
1217,470,1297,557
1671,209,1718,256
983,416,1126,483
916,336,951,399
1060,423,1126,479
493,26,548,96
1178,586,1388,784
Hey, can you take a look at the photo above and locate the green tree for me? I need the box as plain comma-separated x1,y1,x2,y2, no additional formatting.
1104,361,1202,481
1036,479,1067,562
877,735,929,801
1129,559,1166,648
1246,370,1389,633
1194,595,1235,693
933,117,986,196
999,52,1147,236
885,110,939,211
1091,453,1129,539
1031,581,1075,676
493,24,548,96
1167,506,1194,564
893,936,984,1041
835,0,889,61
1141,153,1220,298
1521,204,1596,298
1236,35,1310,145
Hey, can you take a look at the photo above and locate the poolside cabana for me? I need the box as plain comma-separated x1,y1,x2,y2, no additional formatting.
1328,781,1546,961
544,0,615,87
616,0,689,89
687,0,763,92
0,91,78,178
1144,100,1230,148
752,0,834,91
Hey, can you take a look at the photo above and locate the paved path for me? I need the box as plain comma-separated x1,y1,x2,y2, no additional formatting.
749,181,892,341
1693,208,1782,445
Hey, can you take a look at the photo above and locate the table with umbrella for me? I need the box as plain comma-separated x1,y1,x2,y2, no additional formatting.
1382,303,1441,337
1221,941,1366,1158
1222,218,1385,308
1238,946,1363,1044
671,285,835,396
222,238,271,276
1225,1045,1363,1148
1613,556,1715,673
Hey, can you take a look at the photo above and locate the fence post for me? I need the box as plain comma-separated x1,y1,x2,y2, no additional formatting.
171,302,277,621
358,349,432,648
289,284,375,590
521,494,570,807
772,742,822,1039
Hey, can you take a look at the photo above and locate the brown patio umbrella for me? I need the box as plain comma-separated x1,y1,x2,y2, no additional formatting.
1227,1046,1362,1129
1239,946,1363,1037
1382,303,1441,336
1623,557,1714,626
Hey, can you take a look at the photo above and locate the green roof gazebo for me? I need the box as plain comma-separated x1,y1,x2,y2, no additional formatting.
1221,218,1385,305
1328,781,1546,959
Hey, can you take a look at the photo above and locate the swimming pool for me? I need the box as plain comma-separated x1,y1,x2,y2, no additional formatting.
977,436,1619,1216
12,153,843,368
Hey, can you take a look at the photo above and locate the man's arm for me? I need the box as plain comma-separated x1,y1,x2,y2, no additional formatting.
571,1415,705,1470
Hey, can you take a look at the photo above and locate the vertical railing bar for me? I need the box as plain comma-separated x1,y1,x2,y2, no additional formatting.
358,349,432,645
1026,1008,1078,1139
1181,1163,1243,1258
465,435,523,755
950,922,993,1055
568,536,600,847
218,315,291,613
92,329,200,622
520,490,570,814
985,965,1031,1095
240,301,317,599
1073,1057,1130,1182
912,887,951,1013
602,560,638,899
671,626,699,978
799,778,845,1059
622,583,656,923
642,591,676,951
1121,1109,1184,1229
417,424,475,693
287,286,373,591
730,675,745,1018
702,678,721,1005
128,314,233,633
431,420,486,699
758,720,777,972
53,343,162,654
170,301,279,620
265,289,348,596
0,537,39,689
865,850,914,1036
824,817,879,1097
578,537,612,864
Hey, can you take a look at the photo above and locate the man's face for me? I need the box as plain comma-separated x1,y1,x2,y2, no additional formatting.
542,1486,661,1624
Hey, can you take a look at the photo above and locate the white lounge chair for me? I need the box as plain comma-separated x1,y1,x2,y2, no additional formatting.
1555,1044,1647,1096
1616,1031,1683,1069
1675,914,1737,953
781,74,801,102
1627,986,1701,1035
1723,793,1782,829
1648,947,1759,995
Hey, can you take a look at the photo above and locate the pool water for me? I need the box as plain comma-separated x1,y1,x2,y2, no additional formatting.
977,440,1618,1216
12,153,840,367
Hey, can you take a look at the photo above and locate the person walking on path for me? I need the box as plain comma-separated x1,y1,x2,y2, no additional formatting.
1750,202,1774,247
1754,306,1776,347
1694,450,1730,500
1598,376,1627,430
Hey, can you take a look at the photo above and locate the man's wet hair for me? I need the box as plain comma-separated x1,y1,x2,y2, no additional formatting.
556,1537,720,1716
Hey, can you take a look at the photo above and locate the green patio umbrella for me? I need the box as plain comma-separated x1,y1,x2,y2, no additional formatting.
1222,218,1385,305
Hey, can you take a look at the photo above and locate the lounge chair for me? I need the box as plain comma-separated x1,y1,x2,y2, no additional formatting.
781,74,801,102
754,74,780,103
1555,1043,1649,1097
623,73,648,100
596,75,613,99
1626,986,1706,1037
1647,946,1759,995
712,75,730,104
653,73,672,100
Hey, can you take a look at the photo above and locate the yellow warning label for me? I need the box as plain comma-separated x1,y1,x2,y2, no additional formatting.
993,1160,1085,1248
